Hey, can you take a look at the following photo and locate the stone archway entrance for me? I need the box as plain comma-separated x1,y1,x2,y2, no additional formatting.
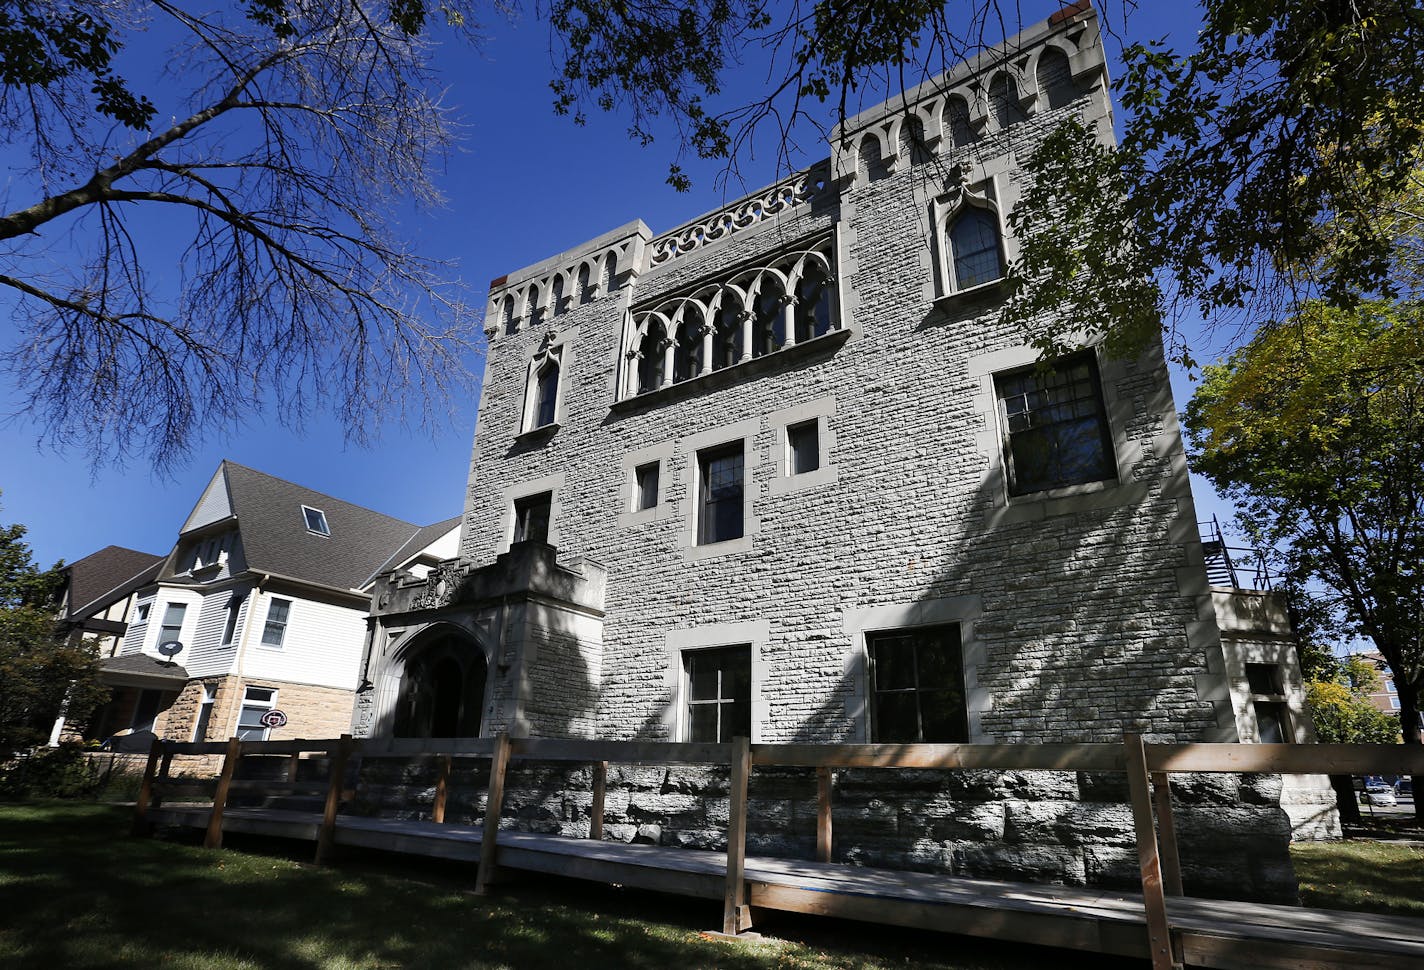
393,629,488,738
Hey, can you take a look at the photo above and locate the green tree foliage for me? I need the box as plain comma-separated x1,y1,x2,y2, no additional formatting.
1306,679,1400,746
1007,1,1424,363
1185,301,1424,808
0,500,106,760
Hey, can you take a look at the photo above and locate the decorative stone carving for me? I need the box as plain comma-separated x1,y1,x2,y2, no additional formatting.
648,162,832,267
410,561,471,611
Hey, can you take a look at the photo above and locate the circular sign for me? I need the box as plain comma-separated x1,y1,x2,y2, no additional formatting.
259,709,288,729
157,640,183,657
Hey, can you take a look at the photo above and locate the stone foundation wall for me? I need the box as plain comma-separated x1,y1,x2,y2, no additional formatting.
351,758,1298,904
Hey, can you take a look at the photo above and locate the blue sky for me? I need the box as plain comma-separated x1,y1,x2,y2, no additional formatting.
0,2,1229,568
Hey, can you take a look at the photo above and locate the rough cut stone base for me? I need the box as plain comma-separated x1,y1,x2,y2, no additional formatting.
352,759,1299,904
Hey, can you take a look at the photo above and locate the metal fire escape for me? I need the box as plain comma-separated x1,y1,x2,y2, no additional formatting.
1198,515,1275,591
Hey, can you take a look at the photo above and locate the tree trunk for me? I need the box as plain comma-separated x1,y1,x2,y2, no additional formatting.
1329,774,1363,825
1397,680,1423,823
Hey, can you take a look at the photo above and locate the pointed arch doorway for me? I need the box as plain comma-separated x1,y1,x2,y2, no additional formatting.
393,627,488,738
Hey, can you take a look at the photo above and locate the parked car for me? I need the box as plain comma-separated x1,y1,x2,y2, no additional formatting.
1363,785,1398,807
1396,777,1413,797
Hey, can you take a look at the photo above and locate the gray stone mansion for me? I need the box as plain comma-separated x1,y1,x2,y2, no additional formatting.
351,3,1330,896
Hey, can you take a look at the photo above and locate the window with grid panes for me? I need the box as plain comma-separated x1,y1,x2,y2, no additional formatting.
995,352,1115,495
684,646,750,742
698,443,744,544
869,625,967,743
236,686,277,741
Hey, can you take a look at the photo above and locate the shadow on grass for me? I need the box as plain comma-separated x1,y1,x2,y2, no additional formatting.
0,802,1146,970
1291,839,1424,918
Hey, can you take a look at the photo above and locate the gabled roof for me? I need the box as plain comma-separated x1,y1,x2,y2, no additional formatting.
196,461,424,592
62,546,163,620
362,515,462,588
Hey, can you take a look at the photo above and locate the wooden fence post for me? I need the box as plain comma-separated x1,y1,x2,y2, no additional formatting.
474,733,512,895
816,766,833,863
722,736,752,935
1125,733,1180,970
287,751,302,783
589,760,607,841
131,737,163,836
314,734,354,864
204,736,243,850
1151,772,1183,897
433,754,452,824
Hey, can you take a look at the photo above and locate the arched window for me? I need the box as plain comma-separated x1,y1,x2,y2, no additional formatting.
602,253,617,295
551,274,567,316
577,263,593,304
526,283,542,329
793,259,833,343
534,359,559,427
1036,48,1077,111
502,294,517,337
947,208,1004,290
857,133,888,182
751,280,785,357
902,117,932,167
673,306,705,383
988,73,1028,129
945,96,976,148
637,320,666,393
711,306,740,371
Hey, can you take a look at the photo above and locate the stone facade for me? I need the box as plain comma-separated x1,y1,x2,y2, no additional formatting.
355,4,1320,901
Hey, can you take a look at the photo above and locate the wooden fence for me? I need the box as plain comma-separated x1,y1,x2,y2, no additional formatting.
132,734,1424,970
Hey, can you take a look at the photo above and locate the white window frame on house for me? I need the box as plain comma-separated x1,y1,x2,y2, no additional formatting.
134,602,151,624
236,686,277,741
302,506,330,537
156,602,186,652
767,397,838,496
260,597,291,648
930,178,1008,302
993,350,1118,498
221,593,245,648
662,621,767,743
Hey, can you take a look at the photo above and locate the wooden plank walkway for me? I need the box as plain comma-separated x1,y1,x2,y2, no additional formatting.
147,804,1424,969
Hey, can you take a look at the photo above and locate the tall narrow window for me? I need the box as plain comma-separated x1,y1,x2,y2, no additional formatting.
698,443,744,545
635,462,660,512
869,625,967,743
787,420,820,475
685,646,751,742
673,310,704,382
261,597,291,648
751,283,785,357
995,352,1115,495
1246,662,1291,743
157,603,186,650
237,686,277,741
193,684,216,742
552,274,567,315
513,492,552,544
947,208,1004,290
711,307,740,370
221,594,244,647
577,263,593,304
637,321,666,393
534,360,559,427
502,294,517,336
793,261,833,343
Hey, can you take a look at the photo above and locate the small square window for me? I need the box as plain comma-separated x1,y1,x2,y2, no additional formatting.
698,443,745,545
1245,663,1284,696
684,646,751,742
134,602,151,624
787,420,820,475
302,506,330,536
1391,696,1402,710
513,492,552,544
634,462,660,512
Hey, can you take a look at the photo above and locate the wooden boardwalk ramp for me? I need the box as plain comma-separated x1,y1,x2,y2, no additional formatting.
134,734,1424,970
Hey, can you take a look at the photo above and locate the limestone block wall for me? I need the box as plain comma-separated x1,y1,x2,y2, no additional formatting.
459,3,1235,748
351,759,1297,904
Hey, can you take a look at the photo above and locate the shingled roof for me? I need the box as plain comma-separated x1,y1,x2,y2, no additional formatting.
196,461,428,593
62,546,163,620
361,515,462,588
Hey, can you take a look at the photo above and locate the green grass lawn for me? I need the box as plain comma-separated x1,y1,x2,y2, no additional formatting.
1290,839,1424,917
0,802,1143,970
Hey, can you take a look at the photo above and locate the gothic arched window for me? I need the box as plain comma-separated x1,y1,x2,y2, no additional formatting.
947,208,1005,291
